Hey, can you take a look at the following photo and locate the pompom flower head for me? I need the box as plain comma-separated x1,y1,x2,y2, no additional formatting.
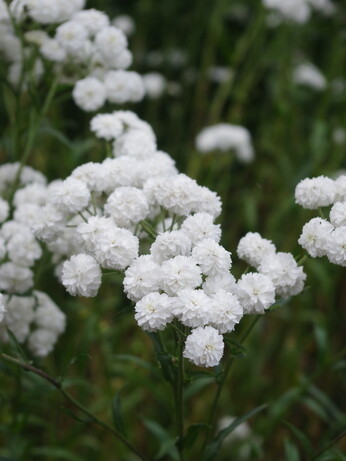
62,254,101,297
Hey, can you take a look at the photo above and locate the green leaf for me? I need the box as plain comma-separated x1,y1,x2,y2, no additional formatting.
143,419,179,460
69,354,92,365
283,420,313,455
284,438,301,461
149,333,176,384
202,403,267,461
111,386,127,437
60,406,93,424
183,423,210,450
114,354,159,375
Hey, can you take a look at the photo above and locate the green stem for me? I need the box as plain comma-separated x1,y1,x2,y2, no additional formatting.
7,77,59,206
310,430,346,460
176,336,185,458
140,220,158,239
201,315,261,452
0,352,148,461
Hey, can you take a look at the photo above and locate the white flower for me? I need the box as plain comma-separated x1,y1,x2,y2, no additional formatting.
292,62,327,90
7,230,42,267
192,239,231,276
259,253,306,297
13,183,47,206
173,289,211,328
0,262,33,294
334,175,346,202
90,113,123,140
72,77,106,112
40,39,66,62
113,130,157,158
184,326,224,367
134,292,174,331
123,255,161,301
150,231,192,263
95,26,128,62
104,187,149,228
0,293,5,322
202,272,237,295
330,202,346,227
27,329,58,357
112,15,135,36
0,197,9,223
295,176,336,209
14,202,42,226
236,273,275,314
93,226,139,270
31,204,65,242
61,254,101,297
2,295,35,343
197,187,222,218
196,123,254,163
262,0,310,23
237,232,276,268
325,227,346,266
76,216,115,253
143,72,166,99
0,236,5,260
71,162,108,193
298,217,334,257
104,70,145,104
51,177,90,214
161,256,202,296
33,291,66,335
56,20,88,53
209,289,243,333
1,220,28,241
180,213,221,244
72,9,110,36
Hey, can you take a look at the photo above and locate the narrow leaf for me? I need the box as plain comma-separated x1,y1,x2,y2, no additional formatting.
283,420,313,455
60,406,93,424
111,386,127,437
143,419,179,461
203,403,267,461
183,423,210,450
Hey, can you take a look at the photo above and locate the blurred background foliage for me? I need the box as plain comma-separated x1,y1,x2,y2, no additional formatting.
0,0,345,460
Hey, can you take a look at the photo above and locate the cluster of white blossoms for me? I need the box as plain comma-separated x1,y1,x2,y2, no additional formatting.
195,124,254,163
295,175,346,266
26,111,305,367
0,1,145,111
262,0,335,24
292,62,327,91
0,163,66,357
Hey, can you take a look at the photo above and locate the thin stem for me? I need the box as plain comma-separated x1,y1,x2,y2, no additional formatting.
176,336,185,458
310,430,346,460
201,315,261,452
78,211,88,223
140,220,158,239
0,352,148,461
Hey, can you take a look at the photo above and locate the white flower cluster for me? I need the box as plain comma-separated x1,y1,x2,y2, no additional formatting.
296,174,346,266
237,232,306,300
292,62,327,91
0,163,66,356
0,2,144,111
263,0,335,24
0,291,66,357
195,124,254,163
27,112,305,368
